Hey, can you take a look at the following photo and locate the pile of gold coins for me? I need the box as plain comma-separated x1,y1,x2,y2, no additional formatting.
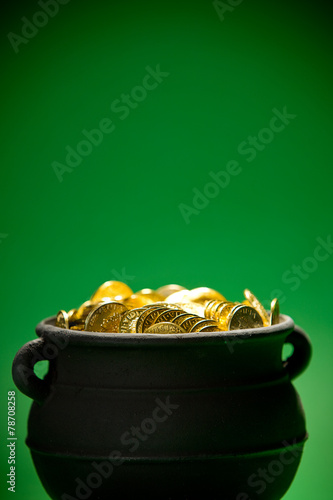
55,281,280,334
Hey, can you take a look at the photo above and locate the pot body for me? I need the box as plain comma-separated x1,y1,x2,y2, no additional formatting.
12,315,311,500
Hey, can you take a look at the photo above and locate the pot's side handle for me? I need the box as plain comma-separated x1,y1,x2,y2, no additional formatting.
12,338,50,404
283,325,312,380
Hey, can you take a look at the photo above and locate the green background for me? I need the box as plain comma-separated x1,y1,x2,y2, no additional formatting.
1,0,332,498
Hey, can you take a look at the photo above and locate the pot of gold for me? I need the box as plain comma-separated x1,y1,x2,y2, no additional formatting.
12,281,311,500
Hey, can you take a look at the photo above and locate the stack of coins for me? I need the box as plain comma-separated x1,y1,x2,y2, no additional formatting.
55,281,280,334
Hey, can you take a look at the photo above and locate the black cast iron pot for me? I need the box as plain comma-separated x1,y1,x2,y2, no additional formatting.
12,314,311,500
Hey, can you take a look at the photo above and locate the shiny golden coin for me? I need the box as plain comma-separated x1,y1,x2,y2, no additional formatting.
243,289,269,326
90,281,133,303
190,319,221,332
179,316,204,332
188,287,227,304
204,300,217,319
75,300,101,322
118,308,144,333
56,310,69,329
227,305,263,330
67,309,78,324
135,306,168,333
141,307,171,332
270,298,280,325
212,302,237,327
175,302,205,318
124,294,156,309
152,309,184,328
85,301,128,333
206,301,232,321
156,284,187,298
145,322,186,334
135,289,166,302
171,313,193,326
165,289,191,304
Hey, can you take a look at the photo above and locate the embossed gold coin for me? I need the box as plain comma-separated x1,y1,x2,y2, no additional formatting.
145,322,186,334
85,302,128,333
141,307,171,332
152,309,184,327
119,308,144,333
243,289,269,326
90,281,133,303
179,316,204,331
227,305,263,330
135,307,168,333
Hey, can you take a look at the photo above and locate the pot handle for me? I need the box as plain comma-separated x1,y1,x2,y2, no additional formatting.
283,325,312,380
12,338,50,404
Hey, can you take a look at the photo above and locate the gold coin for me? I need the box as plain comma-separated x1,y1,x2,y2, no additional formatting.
135,306,168,333
175,302,205,317
152,309,184,328
171,313,193,325
213,302,236,326
179,316,204,332
118,308,144,333
227,305,263,330
67,309,78,325
124,294,156,309
190,319,221,332
56,310,69,329
165,289,191,304
145,322,186,334
141,307,171,332
188,287,226,303
156,284,187,298
207,301,231,321
75,300,101,322
204,300,217,319
270,298,280,325
135,289,166,302
85,301,128,333
243,289,269,326
90,281,133,303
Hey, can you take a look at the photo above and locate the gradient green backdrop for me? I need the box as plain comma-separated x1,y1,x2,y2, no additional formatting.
1,1,332,498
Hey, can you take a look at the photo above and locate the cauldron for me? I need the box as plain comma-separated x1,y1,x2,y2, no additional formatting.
12,314,311,500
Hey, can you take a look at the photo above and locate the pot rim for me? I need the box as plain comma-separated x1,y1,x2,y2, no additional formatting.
35,314,295,345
